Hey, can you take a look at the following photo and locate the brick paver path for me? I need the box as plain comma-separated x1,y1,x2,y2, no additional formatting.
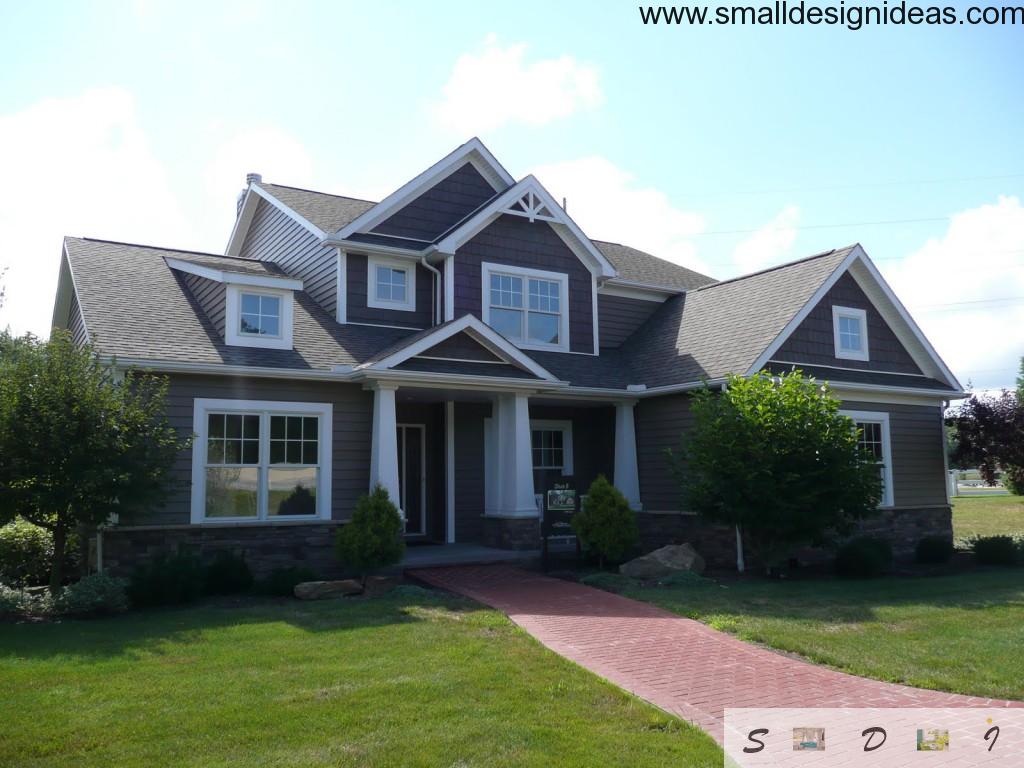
410,565,1023,744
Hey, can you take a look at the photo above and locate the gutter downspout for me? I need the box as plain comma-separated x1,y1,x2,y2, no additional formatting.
419,254,442,325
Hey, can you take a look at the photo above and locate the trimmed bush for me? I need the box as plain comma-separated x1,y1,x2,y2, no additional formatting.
915,535,954,565
336,485,405,583
203,550,254,595
970,535,1021,566
1003,466,1024,496
128,552,205,608
256,566,318,597
835,536,893,579
0,518,53,587
571,475,639,569
0,583,53,617
55,573,129,616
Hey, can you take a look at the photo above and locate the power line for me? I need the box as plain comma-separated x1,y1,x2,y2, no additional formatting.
696,215,951,237
691,172,1024,199
917,295,1024,309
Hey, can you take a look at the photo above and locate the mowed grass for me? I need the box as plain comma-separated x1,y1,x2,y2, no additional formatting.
0,589,721,768
953,494,1024,540
596,569,1024,702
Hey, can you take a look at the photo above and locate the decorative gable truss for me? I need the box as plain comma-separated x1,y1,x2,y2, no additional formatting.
503,189,559,223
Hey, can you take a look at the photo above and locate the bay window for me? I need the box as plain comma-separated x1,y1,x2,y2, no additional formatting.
191,399,332,523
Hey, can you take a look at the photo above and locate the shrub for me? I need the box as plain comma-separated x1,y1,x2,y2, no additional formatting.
915,535,954,565
0,583,53,617
203,550,254,595
128,552,205,608
571,475,639,569
1003,466,1024,496
970,535,1021,566
55,573,129,616
335,485,405,584
835,536,893,579
256,566,318,597
0,518,53,587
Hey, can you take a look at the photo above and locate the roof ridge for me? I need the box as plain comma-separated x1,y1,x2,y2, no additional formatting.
257,181,377,205
696,245,857,291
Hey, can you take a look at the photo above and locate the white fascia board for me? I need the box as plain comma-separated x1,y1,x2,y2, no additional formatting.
847,253,963,391
333,138,515,240
746,247,863,376
826,379,966,401
434,176,618,278
598,280,676,302
164,257,304,291
226,184,327,257
109,357,355,382
362,313,558,382
322,238,425,259
356,368,565,393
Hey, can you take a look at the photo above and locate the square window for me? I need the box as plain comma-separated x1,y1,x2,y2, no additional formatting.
238,293,281,337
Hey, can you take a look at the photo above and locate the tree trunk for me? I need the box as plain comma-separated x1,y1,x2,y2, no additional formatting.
49,518,68,595
735,525,746,573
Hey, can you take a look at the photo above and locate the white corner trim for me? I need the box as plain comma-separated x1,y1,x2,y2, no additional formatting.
362,313,559,382
529,418,574,475
832,305,870,362
336,248,347,324
591,275,600,355
443,255,455,322
434,176,618,278
334,138,514,239
165,256,303,291
839,408,894,508
367,254,417,312
481,261,571,354
190,398,333,524
225,284,294,350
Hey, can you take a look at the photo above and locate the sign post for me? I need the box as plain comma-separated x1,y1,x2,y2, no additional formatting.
541,482,581,570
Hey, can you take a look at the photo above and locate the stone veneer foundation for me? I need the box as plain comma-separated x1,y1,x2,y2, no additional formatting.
481,517,541,550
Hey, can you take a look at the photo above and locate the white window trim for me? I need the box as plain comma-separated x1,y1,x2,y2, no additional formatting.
190,398,333,524
530,419,574,475
840,409,893,508
832,305,870,362
481,261,570,353
367,255,417,312
225,284,294,350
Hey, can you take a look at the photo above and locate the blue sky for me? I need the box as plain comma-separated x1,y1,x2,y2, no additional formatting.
0,0,1021,389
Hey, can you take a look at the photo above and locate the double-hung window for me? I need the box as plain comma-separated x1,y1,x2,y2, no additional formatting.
368,257,416,311
482,263,568,351
530,420,574,475
840,409,893,507
192,399,332,523
832,306,869,361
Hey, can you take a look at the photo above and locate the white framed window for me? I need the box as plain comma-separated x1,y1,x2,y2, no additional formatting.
368,256,416,312
481,262,569,352
225,285,294,350
530,419,574,475
191,399,332,523
840,409,893,507
832,305,869,361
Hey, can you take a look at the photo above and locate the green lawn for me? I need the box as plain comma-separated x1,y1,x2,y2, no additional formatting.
595,569,1024,702
952,494,1024,540
0,588,721,768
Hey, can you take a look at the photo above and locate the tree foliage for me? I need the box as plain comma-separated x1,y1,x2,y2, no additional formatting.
0,330,188,591
669,371,883,570
571,474,638,568
335,485,405,583
947,390,1024,489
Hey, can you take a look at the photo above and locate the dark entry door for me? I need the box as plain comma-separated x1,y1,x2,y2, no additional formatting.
397,424,426,536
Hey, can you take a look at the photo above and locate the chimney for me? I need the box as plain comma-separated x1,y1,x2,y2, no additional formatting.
236,172,262,216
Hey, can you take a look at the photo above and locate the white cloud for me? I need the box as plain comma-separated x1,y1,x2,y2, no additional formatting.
732,205,800,274
432,34,603,135
529,156,709,275
885,196,1024,392
0,87,190,337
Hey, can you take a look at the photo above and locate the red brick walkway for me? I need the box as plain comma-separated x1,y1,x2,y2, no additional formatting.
410,564,1023,744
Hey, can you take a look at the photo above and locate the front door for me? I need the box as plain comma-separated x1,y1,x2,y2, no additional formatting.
397,424,426,536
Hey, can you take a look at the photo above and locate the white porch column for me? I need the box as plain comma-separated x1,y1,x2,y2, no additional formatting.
614,400,642,511
495,392,537,517
369,383,402,518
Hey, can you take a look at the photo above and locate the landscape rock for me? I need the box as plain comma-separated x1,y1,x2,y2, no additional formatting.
619,543,706,580
293,580,363,600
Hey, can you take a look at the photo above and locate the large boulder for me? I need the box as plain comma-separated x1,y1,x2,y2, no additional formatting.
293,579,363,600
620,544,706,580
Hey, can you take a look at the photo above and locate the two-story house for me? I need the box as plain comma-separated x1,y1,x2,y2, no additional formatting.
51,138,964,574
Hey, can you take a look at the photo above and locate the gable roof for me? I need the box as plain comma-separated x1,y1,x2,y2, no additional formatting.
256,183,374,234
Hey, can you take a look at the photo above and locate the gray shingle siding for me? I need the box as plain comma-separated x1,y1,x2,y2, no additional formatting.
529,405,615,501
454,402,488,542
181,272,226,337
345,252,433,328
372,162,497,241
239,198,338,316
636,393,693,511
124,374,372,527
774,272,922,374
597,293,662,348
453,214,595,354
421,333,503,362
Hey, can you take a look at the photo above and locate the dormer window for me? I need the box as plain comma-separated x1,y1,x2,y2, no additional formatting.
226,284,294,350
481,262,569,352
368,256,416,311
832,306,869,361
240,292,281,337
